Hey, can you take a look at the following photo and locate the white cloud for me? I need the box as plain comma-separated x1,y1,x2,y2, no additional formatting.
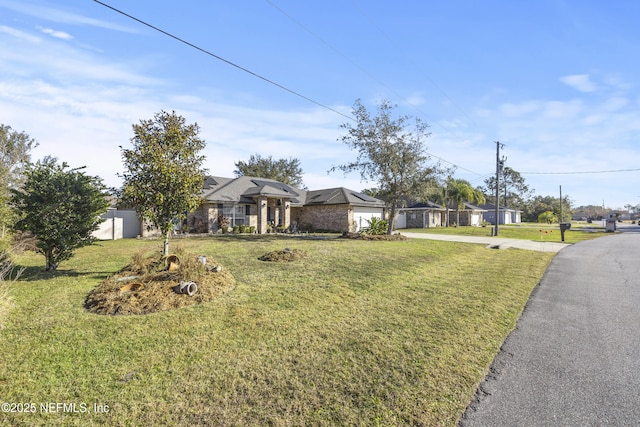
0,24,41,43
560,74,598,93
40,27,73,40
0,0,136,33
542,100,583,119
602,96,628,112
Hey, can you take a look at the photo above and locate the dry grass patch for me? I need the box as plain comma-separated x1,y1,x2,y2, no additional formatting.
85,247,235,315
340,232,407,241
0,249,21,329
258,248,307,262
0,282,12,329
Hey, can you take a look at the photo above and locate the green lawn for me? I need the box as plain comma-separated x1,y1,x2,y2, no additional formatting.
1,235,555,426
403,222,605,244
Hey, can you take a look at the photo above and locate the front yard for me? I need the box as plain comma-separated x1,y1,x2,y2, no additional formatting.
403,222,605,244
1,235,554,426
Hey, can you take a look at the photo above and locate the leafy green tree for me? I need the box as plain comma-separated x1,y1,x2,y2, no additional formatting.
483,167,531,209
538,210,558,224
120,111,207,255
523,195,573,222
11,157,109,271
331,99,435,234
0,125,38,242
234,154,305,188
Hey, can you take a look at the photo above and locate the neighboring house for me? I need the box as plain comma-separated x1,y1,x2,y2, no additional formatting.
480,203,522,225
456,203,488,227
395,202,448,229
92,208,142,240
187,176,385,234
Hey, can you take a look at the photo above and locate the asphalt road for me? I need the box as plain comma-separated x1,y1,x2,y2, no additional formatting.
460,227,640,426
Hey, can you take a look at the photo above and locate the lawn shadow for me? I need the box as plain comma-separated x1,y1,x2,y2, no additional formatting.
192,233,343,243
14,265,115,282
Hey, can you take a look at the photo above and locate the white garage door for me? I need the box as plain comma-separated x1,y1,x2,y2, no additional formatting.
353,207,384,231
395,212,407,229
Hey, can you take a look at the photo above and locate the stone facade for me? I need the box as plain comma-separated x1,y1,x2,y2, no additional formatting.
185,200,290,234
293,204,353,232
404,209,444,228
187,204,218,233
457,210,484,227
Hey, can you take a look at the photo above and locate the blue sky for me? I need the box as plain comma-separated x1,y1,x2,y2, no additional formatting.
1,0,639,210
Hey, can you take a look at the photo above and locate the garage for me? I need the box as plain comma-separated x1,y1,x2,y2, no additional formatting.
353,206,384,231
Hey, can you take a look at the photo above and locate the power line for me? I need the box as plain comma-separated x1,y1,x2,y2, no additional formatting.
521,168,640,175
264,0,484,177
95,0,486,177
93,0,354,122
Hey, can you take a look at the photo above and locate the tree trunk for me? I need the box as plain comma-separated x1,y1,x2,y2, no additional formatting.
387,205,396,235
163,231,170,256
45,252,58,271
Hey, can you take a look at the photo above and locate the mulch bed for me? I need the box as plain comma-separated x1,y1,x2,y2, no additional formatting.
258,248,307,262
85,252,235,316
340,232,407,241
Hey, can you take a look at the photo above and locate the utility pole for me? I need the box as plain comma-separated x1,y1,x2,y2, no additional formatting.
559,185,563,223
494,141,505,236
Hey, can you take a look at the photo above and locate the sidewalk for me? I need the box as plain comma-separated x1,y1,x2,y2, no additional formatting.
400,232,570,253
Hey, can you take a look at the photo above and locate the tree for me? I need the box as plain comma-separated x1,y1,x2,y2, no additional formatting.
0,125,38,241
234,154,305,188
11,157,109,271
538,211,557,224
120,111,207,255
522,195,573,223
483,167,531,208
448,178,486,226
331,99,435,234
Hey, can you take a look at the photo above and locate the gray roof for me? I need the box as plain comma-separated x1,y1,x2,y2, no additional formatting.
463,202,487,211
202,176,385,208
404,201,446,210
478,203,522,213
303,187,385,207
203,176,304,205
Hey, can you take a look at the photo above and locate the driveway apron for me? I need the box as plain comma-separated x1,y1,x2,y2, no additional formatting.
460,232,640,426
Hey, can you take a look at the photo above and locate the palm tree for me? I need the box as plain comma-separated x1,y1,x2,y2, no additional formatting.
448,178,486,226
429,178,452,227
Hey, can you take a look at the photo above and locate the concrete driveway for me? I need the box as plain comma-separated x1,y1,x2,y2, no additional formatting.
401,231,570,253
459,230,640,426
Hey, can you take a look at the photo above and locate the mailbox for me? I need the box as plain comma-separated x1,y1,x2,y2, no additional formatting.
605,219,616,232
559,222,571,242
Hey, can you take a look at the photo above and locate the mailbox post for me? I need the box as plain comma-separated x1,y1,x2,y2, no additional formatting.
559,222,571,242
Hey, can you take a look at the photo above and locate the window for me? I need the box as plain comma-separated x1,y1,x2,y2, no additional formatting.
221,204,247,226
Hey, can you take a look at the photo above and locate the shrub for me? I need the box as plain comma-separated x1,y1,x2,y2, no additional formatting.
360,217,388,235
538,211,557,224
217,214,230,232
